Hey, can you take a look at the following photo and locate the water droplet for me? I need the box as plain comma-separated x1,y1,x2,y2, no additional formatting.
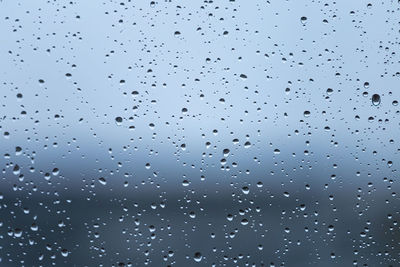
15,146,22,155
98,177,107,185
242,186,250,194
239,74,247,80
223,148,230,156
52,168,59,176
61,249,69,257
372,94,381,106
115,117,123,125
194,252,202,262
13,164,20,175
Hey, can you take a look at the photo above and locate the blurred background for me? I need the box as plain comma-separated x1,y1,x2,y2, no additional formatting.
0,0,399,266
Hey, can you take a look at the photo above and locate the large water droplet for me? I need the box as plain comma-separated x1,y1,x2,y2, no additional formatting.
115,116,123,125
372,94,381,106
98,177,107,185
194,252,202,262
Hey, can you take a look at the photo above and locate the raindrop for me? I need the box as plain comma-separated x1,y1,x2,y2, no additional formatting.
371,94,381,106
98,177,107,185
115,117,123,125
223,148,230,156
194,252,202,262
242,186,250,194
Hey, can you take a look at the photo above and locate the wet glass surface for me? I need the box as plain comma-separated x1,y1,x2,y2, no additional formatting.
0,1,399,266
